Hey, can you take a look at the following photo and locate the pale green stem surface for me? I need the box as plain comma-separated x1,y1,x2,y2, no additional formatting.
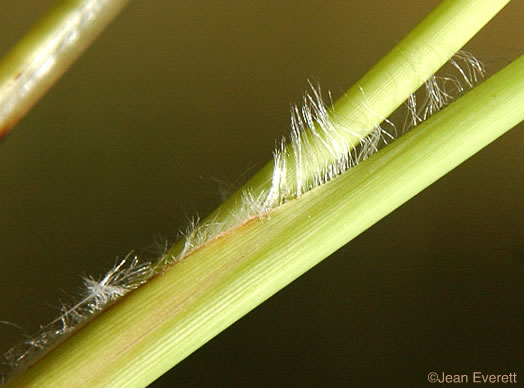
0,0,128,140
11,54,524,387
203,0,511,221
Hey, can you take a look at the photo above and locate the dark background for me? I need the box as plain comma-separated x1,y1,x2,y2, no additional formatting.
0,1,522,386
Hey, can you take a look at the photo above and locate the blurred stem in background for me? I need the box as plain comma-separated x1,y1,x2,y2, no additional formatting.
0,0,128,140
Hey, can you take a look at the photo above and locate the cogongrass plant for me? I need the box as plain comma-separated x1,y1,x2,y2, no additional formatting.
1,0,522,386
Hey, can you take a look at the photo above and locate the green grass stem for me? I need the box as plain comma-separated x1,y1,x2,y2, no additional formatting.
205,0,510,221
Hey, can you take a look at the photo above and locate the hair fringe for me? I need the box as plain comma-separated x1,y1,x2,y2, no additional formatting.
1,51,484,382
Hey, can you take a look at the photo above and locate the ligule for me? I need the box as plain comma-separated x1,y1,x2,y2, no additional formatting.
1,50,486,380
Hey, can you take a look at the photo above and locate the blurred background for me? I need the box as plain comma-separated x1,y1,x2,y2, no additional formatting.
0,0,522,386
